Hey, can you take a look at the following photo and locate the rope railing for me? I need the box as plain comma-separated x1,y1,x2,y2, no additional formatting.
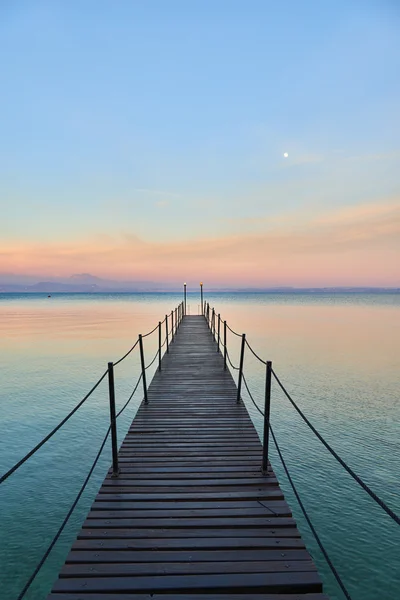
113,338,139,367
4,300,184,600
116,374,143,419
202,298,399,599
271,368,400,527
203,300,400,527
269,424,353,600
145,349,160,371
0,301,184,488
0,369,108,485
16,424,112,600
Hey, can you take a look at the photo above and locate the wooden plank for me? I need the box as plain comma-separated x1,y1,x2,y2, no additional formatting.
60,560,317,577
66,549,311,563
47,316,326,599
79,527,300,538
52,571,322,593
72,538,306,550
49,594,329,600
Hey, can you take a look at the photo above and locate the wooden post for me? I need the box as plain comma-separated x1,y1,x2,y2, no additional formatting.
262,361,272,473
237,334,246,403
107,362,119,478
165,315,169,353
171,310,174,342
217,314,221,352
139,334,148,404
200,282,203,315
224,320,227,370
212,308,215,338
158,321,162,371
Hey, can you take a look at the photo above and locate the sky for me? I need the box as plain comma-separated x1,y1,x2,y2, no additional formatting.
0,0,399,287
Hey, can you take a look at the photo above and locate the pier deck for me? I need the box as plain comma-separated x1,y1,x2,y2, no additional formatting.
48,316,327,599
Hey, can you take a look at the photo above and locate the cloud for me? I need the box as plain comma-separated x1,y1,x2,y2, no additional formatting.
1,199,399,286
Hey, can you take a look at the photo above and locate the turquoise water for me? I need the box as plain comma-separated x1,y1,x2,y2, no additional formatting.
0,292,399,599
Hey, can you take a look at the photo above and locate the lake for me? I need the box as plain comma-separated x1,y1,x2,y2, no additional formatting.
0,291,399,600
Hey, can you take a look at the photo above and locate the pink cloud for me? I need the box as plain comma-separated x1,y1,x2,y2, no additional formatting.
1,199,399,286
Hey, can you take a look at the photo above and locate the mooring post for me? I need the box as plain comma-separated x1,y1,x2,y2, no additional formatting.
107,362,119,478
262,361,272,473
165,315,169,353
237,333,246,403
224,320,227,369
217,314,221,352
158,321,162,371
138,334,148,404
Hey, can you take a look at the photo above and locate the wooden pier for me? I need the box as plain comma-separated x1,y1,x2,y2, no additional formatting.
48,316,327,599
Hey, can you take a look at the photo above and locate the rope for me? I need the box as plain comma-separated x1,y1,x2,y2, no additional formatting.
242,374,264,416
269,424,352,600
226,322,242,337
272,369,400,526
145,349,159,370
142,323,160,338
113,339,139,366
116,374,143,418
0,369,108,485
226,348,239,371
16,425,111,600
245,339,267,365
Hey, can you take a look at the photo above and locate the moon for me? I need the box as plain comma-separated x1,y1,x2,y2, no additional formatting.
283,152,289,158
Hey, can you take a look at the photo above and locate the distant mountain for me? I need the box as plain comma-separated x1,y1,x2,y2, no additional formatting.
0,272,398,293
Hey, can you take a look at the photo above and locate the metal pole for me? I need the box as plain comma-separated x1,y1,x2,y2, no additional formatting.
158,321,162,371
138,334,148,404
171,310,174,342
165,315,169,353
200,283,203,315
223,320,227,370
237,334,246,403
184,283,187,315
262,361,272,473
217,314,221,352
107,362,119,478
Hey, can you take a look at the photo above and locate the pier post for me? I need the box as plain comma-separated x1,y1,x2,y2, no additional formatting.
184,283,187,315
171,310,174,342
139,334,148,404
158,321,162,371
262,361,272,473
200,282,203,315
212,308,215,339
224,321,227,369
237,334,246,403
165,315,169,353
217,314,221,352
107,362,119,478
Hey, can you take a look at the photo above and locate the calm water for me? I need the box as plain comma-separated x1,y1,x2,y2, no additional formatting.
0,292,399,600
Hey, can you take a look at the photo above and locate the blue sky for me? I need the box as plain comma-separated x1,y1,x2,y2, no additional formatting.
0,1,399,285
